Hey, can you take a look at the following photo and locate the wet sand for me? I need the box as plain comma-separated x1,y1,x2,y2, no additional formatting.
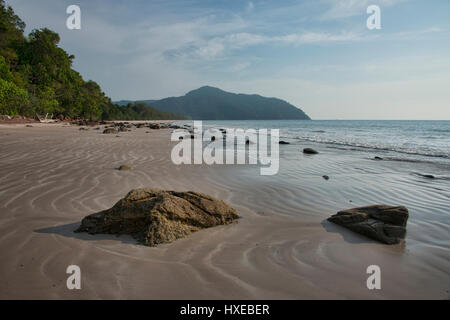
0,123,448,299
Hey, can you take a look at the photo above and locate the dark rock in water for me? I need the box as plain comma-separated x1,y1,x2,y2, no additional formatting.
418,174,435,179
374,156,383,160
118,165,132,171
190,135,195,139
75,188,240,246
279,141,290,145
303,148,318,154
245,139,256,145
322,175,330,180
211,136,216,142
103,128,118,134
328,205,409,244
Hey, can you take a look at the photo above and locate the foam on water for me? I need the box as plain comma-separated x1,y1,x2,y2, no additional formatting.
191,120,450,251
200,120,450,163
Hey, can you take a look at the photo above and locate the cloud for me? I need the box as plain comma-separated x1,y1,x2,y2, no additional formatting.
169,31,364,60
274,31,363,44
7,0,450,119
320,0,407,20
246,2,254,12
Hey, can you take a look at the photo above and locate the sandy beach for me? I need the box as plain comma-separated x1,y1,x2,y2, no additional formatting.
0,122,448,300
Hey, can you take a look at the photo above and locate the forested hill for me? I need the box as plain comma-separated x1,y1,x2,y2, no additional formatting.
101,102,187,121
116,86,311,120
0,1,185,120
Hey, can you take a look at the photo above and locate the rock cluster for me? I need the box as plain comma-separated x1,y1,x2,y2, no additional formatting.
72,120,107,126
95,122,183,133
0,115,37,123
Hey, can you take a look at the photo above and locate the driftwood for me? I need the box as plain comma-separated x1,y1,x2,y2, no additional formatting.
36,113,57,123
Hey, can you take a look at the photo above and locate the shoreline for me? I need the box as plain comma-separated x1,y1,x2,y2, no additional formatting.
0,123,448,299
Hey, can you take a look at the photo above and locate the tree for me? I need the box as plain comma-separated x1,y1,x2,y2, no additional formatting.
0,55,28,115
1,1,183,120
80,81,107,120
0,78,28,115
0,0,26,68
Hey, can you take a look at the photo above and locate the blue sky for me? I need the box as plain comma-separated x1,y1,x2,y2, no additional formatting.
7,0,450,119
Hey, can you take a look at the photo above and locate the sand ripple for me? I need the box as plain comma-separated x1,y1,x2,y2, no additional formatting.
0,124,448,299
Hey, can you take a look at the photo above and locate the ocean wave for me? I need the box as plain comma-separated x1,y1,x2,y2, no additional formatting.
279,134,450,159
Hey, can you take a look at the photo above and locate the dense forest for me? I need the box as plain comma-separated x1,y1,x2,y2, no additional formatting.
0,1,186,120
101,102,187,121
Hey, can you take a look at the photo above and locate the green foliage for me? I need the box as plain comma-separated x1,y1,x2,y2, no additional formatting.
0,55,13,81
0,78,29,115
0,2,180,121
101,102,188,121
33,86,60,115
0,55,28,115
0,0,25,68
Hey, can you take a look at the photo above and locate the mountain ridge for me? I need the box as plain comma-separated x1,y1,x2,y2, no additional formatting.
115,86,311,120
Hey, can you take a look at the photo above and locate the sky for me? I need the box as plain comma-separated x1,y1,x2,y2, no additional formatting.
6,0,450,120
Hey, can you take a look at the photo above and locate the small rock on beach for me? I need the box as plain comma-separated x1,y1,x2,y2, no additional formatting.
303,148,318,154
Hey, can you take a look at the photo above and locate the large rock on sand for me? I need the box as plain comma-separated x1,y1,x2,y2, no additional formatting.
75,188,240,246
327,205,409,244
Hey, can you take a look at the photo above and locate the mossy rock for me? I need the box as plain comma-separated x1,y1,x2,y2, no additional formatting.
75,189,240,246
